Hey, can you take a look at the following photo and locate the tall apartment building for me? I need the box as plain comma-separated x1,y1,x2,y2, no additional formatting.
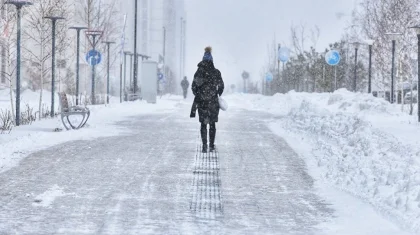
122,0,185,94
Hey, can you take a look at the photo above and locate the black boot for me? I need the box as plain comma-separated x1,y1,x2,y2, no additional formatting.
201,124,208,153
209,123,216,152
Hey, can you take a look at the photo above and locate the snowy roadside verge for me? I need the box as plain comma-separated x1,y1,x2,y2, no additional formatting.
226,90,420,234
0,96,180,174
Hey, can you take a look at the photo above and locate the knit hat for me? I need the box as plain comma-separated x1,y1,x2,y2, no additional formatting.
202,46,213,61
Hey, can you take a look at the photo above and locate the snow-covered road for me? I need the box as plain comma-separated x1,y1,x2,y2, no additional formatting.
0,101,413,234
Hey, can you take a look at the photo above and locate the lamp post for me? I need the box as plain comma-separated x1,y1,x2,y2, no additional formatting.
44,16,65,117
5,0,32,126
69,26,88,105
128,52,134,93
365,39,375,94
410,26,420,122
385,33,402,104
133,0,138,95
102,41,115,104
352,42,360,92
123,51,131,99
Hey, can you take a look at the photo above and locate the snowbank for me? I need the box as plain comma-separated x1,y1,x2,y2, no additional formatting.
226,89,420,233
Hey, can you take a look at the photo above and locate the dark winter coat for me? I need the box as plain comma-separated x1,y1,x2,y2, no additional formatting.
181,79,189,90
192,60,224,124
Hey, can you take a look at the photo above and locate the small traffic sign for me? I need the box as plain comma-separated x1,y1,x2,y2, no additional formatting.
325,50,341,66
278,47,290,62
158,72,164,80
266,72,273,82
86,50,102,66
242,71,250,79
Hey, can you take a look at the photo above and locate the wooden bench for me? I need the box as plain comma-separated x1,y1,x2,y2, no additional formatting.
58,92,90,130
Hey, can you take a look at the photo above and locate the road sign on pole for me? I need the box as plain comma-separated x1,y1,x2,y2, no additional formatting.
325,50,341,66
278,47,290,63
86,49,102,66
266,72,273,82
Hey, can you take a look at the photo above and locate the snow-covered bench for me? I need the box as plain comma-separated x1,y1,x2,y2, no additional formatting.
58,92,90,130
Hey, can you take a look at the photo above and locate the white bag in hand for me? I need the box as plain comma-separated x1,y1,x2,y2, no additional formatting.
218,97,228,111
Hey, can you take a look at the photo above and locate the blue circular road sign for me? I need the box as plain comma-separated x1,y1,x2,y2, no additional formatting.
278,47,290,62
325,50,340,66
86,50,102,66
158,72,164,80
266,72,273,82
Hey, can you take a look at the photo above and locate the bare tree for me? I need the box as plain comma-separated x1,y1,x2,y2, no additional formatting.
74,0,121,96
24,0,70,119
0,2,18,121
353,0,420,91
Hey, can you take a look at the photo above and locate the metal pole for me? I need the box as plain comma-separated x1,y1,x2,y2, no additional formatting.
354,47,358,92
368,44,372,93
163,26,166,89
15,6,22,125
133,0,138,95
417,34,420,122
119,62,122,103
129,54,133,92
69,27,88,105
50,19,56,117
76,30,81,105
123,53,127,98
334,66,337,91
91,35,97,105
179,18,182,85
391,40,396,103
282,62,285,92
106,43,110,104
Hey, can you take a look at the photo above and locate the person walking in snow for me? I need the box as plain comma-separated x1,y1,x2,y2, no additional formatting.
192,46,224,153
181,76,190,99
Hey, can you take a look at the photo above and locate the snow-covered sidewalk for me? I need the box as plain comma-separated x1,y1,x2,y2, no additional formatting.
0,98,412,234
0,95,179,174
226,90,420,234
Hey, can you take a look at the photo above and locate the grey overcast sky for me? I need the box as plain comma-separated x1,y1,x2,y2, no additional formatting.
184,0,358,87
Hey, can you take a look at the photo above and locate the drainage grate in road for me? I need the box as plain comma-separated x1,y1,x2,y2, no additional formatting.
190,144,223,218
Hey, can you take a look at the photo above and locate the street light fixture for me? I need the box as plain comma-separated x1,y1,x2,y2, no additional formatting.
69,26,88,105
44,16,65,117
137,53,150,61
5,0,32,126
102,41,115,104
364,39,375,94
385,32,402,104
409,26,420,122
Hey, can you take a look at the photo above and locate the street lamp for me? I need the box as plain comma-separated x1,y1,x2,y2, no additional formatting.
365,39,375,93
133,0,138,95
69,26,88,105
5,0,32,126
409,26,420,122
127,52,134,93
385,33,402,104
352,42,360,92
102,41,115,104
123,51,131,100
44,16,65,118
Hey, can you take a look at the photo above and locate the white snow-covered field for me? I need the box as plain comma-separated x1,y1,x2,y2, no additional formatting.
226,89,420,234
